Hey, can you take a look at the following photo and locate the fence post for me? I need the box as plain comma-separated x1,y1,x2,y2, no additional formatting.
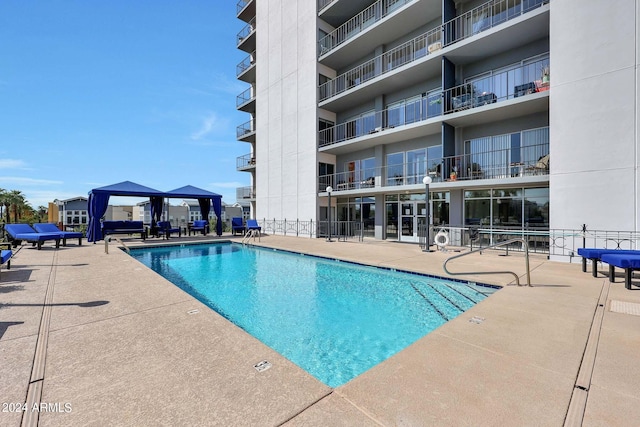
284,218,287,236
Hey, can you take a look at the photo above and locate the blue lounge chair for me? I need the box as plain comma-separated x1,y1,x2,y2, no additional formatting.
156,221,181,239
33,223,83,246
1,243,12,278
4,223,61,250
600,253,640,289
231,217,245,236
246,219,262,237
189,220,208,236
577,248,640,277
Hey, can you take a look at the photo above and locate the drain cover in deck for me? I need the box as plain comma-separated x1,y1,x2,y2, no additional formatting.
610,300,640,316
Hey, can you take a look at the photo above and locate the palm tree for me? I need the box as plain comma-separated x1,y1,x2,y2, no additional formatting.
7,190,27,223
37,206,47,223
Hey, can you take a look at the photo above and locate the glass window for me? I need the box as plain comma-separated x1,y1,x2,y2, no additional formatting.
406,149,426,185
386,100,404,128
386,152,404,186
524,187,549,228
386,202,398,239
361,158,376,187
427,145,443,180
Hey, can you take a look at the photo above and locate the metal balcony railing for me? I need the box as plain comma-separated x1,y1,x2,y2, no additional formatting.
236,51,255,77
237,153,256,170
236,119,255,139
318,0,333,13
319,26,442,102
318,0,549,102
236,87,255,108
237,0,252,14
443,57,549,114
319,92,442,148
236,186,256,200
237,17,256,46
318,0,414,57
442,0,547,47
317,142,549,192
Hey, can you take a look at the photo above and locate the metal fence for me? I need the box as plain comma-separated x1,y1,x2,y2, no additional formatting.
255,220,640,263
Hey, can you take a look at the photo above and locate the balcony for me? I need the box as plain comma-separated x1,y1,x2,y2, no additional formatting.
237,17,256,52
236,119,256,142
236,87,256,112
318,0,440,69
443,57,549,118
237,153,256,171
319,26,442,104
317,142,549,193
318,0,549,110
237,0,255,23
318,0,382,27
319,92,442,151
236,51,256,82
237,186,256,200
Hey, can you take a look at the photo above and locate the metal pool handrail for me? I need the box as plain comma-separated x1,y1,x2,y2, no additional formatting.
443,238,531,286
104,236,130,254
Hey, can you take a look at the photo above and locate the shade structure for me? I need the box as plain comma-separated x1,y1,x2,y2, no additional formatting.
165,185,223,236
87,181,223,242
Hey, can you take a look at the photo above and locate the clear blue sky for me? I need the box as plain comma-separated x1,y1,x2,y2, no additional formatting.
0,1,248,208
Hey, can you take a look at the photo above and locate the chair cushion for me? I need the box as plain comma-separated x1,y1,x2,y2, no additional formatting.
601,253,640,269
1,250,11,264
577,248,640,258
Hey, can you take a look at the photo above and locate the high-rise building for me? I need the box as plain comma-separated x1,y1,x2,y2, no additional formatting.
235,0,640,257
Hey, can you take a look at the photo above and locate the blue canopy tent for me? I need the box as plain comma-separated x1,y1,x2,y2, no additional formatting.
87,181,223,242
87,181,165,243
165,185,223,236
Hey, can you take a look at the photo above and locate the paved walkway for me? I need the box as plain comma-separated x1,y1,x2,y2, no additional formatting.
1,234,639,426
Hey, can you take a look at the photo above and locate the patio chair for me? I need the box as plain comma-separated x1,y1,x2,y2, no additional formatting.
231,217,245,236
246,219,262,237
33,223,83,246
1,243,12,278
4,223,61,250
156,221,181,239
189,220,209,236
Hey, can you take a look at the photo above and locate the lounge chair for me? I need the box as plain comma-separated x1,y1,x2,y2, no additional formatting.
189,220,208,236
4,223,61,250
1,243,12,278
231,217,245,236
33,223,83,246
600,253,640,289
156,221,181,239
577,248,640,277
246,219,262,237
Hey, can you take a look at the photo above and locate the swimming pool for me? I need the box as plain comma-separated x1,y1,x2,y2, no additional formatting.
129,242,497,387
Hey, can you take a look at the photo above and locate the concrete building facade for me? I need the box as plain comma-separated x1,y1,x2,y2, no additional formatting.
235,0,640,252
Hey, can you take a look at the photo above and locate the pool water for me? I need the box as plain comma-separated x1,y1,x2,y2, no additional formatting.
129,242,497,387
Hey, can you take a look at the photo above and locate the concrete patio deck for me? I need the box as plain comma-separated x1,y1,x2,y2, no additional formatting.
1,234,639,426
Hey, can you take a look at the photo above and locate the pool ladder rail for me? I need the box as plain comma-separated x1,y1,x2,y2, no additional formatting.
443,238,532,286
104,236,130,254
242,229,260,245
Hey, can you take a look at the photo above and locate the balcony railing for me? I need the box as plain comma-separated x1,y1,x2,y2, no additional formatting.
318,0,549,102
318,142,549,192
237,186,256,200
319,0,414,57
236,119,255,139
237,17,256,46
237,153,256,170
236,51,255,77
237,0,251,14
319,26,442,102
443,0,547,47
236,87,255,108
443,57,549,114
318,0,333,13
319,92,442,148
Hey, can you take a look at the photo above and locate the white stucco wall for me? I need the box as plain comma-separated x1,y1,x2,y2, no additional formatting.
255,1,318,221
549,0,639,231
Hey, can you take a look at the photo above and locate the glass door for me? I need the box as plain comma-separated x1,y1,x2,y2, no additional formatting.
399,201,427,243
